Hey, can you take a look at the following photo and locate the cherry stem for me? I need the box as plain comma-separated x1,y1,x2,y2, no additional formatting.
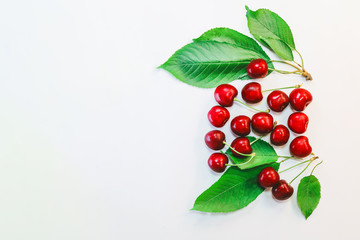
293,60,303,69
226,154,255,167
278,156,294,162
262,83,303,93
310,160,323,175
289,162,311,185
294,49,305,70
289,157,319,185
250,135,264,145
270,60,302,71
270,59,312,80
223,141,255,157
279,159,311,174
268,68,302,75
279,156,319,174
234,98,269,113
272,121,278,130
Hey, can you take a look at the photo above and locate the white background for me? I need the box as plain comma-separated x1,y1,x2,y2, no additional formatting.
0,0,359,239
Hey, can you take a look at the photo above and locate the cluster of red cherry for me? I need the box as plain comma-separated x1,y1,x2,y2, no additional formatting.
204,59,313,200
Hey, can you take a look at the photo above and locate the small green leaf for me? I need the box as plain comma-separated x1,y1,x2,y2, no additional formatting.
258,37,293,61
297,175,321,219
225,136,279,169
245,6,295,61
159,40,271,88
192,162,280,212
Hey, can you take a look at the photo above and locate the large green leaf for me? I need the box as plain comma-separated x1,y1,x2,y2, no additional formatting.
159,40,269,88
297,175,321,219
225,136,279,169
192,162,280,212
245,6,295,61
193,27,274,77
194,28,272,62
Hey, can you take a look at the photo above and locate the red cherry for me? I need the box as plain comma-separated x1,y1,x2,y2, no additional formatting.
270,125,290,146
258,167,280,188
289,88,313,111
247,59,268,78
267,90,289,112
230,115,251,137
204,130,226,150
288,112,309,134
272,180,294,200
251,112,274,134
290,136,312,158
230,137,252,158
208,106,230,127
241,82,263,103
208,153,228,173
214,84,238,107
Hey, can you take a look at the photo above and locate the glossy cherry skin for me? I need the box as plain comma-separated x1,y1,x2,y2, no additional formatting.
290,136,312,158
241,82,263,103
214,84,238,107
272,180,294,200
231,115,251,137
230,137,252,158
251,112,274,134
270,125,290,146
204,130,226,150
208,106,230,128
267,90,289,112
289,88,313,111
288,112,309,134
247,59,268,78
208,153,228,173
258,167,280,188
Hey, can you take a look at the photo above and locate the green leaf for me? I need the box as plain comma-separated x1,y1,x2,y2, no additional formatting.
225,136,279,169
259,37,293,61
194,28,273,63
297,175,321,219
159,40,271,88
245,6,295,61
192,162,280,212
193,28,274,79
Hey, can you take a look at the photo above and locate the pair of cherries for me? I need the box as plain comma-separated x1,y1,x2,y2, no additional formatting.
258,166,293,200
272,129,312,158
